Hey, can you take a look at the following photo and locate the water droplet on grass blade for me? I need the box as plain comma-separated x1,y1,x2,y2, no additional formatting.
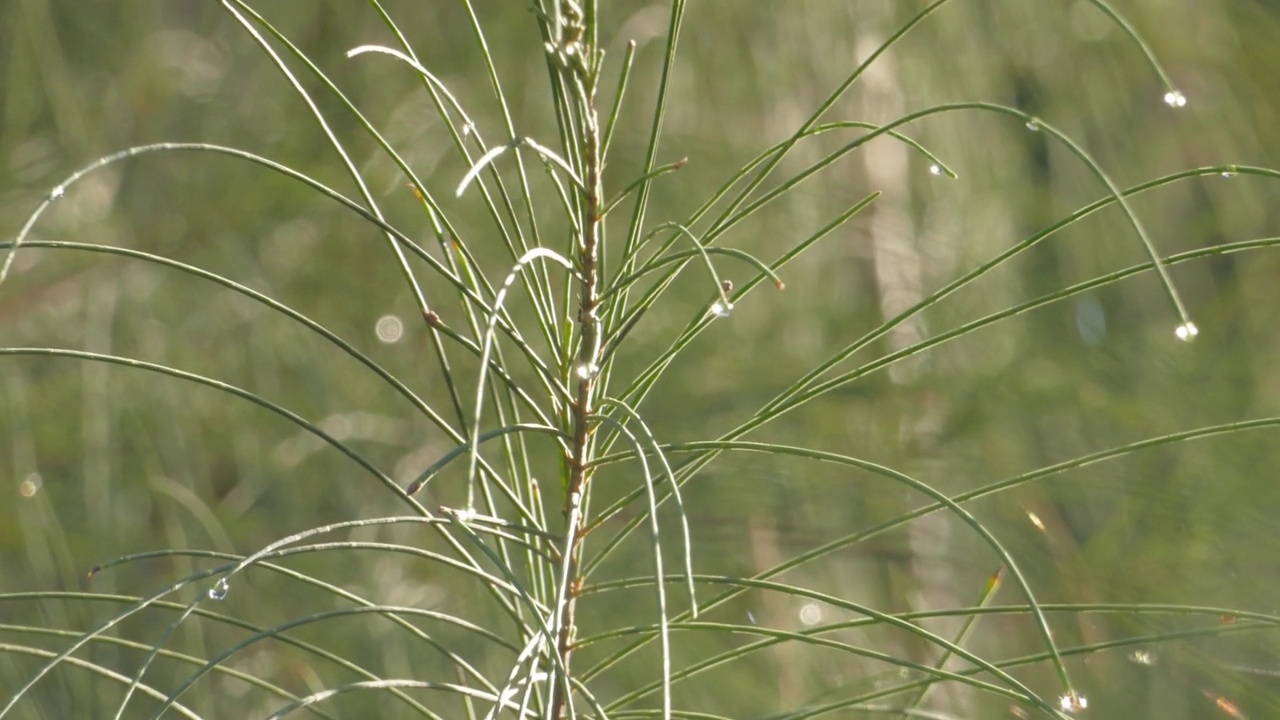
1025,119,1041,132
1059,693,1088,713
1175,322,1199,342
1163,90,1187,108
928,164,943,176
710,301,733,318
208,578,230,601
49,186,65,200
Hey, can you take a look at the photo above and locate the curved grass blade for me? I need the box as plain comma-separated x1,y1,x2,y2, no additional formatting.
589,576,1065,718
0,348,419,508
590,414,672,720
601,39,637,159
617,0,687,268
0,644,204,720
592,441,1077,700
1081,0,1182,95
445,516,581,720
603,243,784,305
1,142,565,410
113,598,201,720
700,103,1194,344
774,231,1280,415
407,423,571,497
225,1,568,444
261,679,497,720
594,398,698,617
897,566,1005,719
608,192,880,434
155,602,520,720
0,626,334,719
218,0,429,317
581,414,1280,698
580,599,1279,710
664,0,954,265
601,168,1280,598
457,143,512,197
465,248,575,509
1,239,450,437
357,10,564,363
0,564,231,719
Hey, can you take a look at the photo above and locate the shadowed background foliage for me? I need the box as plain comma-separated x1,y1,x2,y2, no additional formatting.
3,1,1280,718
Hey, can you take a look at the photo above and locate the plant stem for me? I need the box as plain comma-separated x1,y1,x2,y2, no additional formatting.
553,4,602,717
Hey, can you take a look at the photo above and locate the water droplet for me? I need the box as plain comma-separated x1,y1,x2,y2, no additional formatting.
928,164,943,176
1175,321,1199,342
1163,90,1187,108
1059,693,1088,713
1025,119,1041,132
1221,166,1238,178
375,314,404,343
574,363,598,380
49,186,65,200
709,301,733,318
208,578,230,601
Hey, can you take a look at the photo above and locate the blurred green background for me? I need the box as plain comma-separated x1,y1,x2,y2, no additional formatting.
4,1,1280,718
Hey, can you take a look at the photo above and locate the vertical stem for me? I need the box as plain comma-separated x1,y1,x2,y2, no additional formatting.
551,3,602,717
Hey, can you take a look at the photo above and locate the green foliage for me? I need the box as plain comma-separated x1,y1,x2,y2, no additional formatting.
4,1,1280,718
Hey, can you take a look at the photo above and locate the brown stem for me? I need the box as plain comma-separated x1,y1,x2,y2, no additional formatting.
550,21,602,720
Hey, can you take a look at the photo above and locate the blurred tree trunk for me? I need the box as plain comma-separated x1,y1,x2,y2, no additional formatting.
855,9,970,715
